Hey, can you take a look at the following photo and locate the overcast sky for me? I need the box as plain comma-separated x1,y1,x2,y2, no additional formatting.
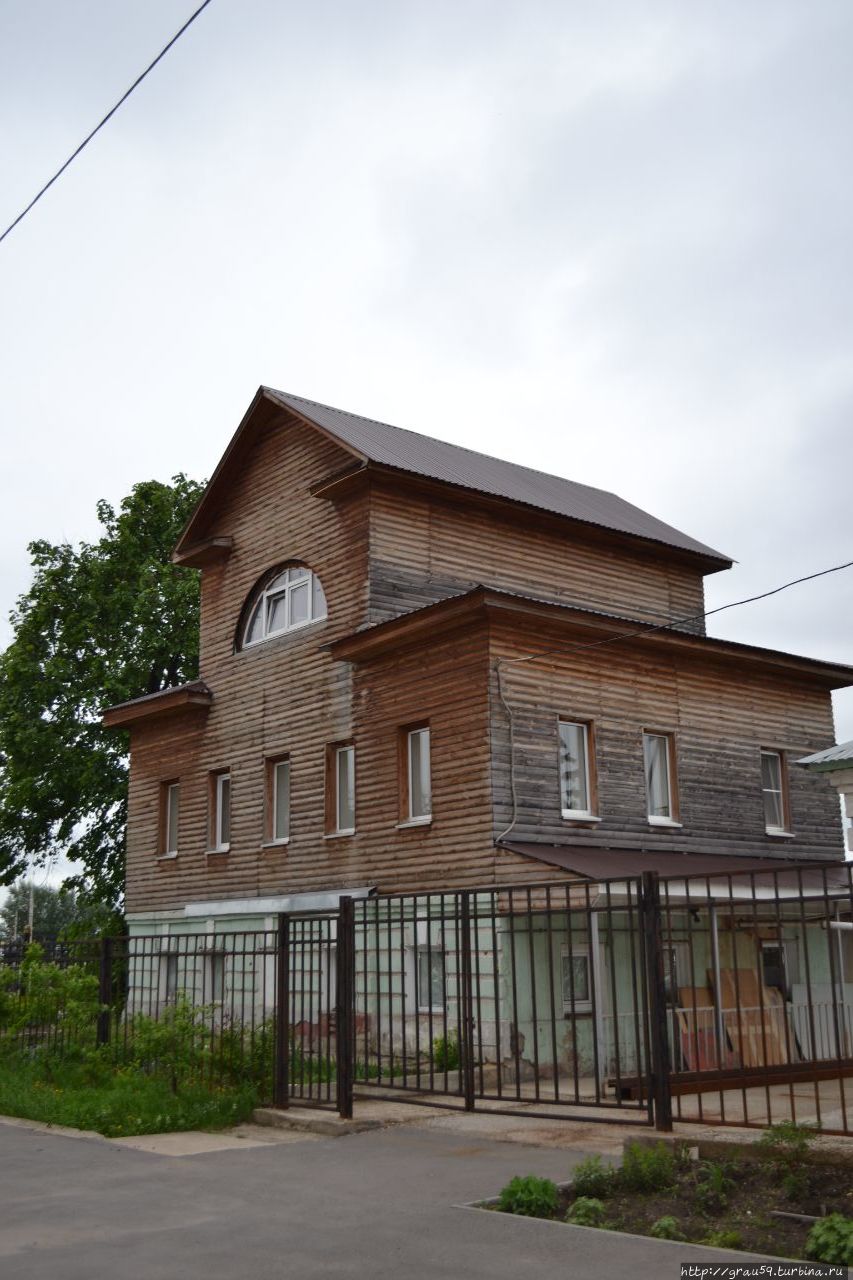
1,1,851,892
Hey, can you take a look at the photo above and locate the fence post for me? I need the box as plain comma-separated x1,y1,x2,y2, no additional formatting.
460,892,477,1111
97,936,113,1047
274,913,290,1109
640,872,673,1132
336,896,355,1120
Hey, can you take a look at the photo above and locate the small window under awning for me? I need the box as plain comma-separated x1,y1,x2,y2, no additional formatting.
500,841,847,890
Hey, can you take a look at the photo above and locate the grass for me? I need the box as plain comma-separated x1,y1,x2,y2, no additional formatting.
0,1055,258,1138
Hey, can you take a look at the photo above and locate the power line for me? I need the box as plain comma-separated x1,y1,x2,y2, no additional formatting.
0,0,215,247
500,557,853,669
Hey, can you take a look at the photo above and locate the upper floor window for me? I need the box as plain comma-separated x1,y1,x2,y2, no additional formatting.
210,769,231,852
761,749,790,835
160,781,180,856
242,566,327,647
643,731,678,824
326,743,355,836
559,721,595,818
402,725,431,823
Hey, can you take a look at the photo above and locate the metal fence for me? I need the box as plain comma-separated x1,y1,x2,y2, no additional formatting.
1,862,851,1134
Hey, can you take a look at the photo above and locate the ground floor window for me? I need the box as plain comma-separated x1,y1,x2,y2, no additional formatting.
416,946,445,1012
561,948,591,1012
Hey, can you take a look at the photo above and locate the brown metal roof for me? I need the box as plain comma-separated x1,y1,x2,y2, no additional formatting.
264,389,731,567
502,842,848,888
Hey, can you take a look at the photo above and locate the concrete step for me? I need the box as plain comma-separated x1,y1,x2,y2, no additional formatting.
252,1107,384,1137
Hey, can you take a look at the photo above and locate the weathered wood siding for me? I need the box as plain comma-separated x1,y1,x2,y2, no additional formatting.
368,481,708,633
125,415,371,913
488,614,844,866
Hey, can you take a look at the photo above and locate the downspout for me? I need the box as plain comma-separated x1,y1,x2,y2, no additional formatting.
494,658,519,845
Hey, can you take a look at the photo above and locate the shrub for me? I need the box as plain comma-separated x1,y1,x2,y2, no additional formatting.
619,1141,676,1193
566,1197,606,1227
650,1215,684,1241
703,1229,744,1250
782,1168,808,1202
497,1175,559,1218
805,1214,853,1266
571,1155,615,1199
433,1032,460,1072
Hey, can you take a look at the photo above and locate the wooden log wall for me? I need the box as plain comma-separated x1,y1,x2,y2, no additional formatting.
488,614,844,869
368,480,709,633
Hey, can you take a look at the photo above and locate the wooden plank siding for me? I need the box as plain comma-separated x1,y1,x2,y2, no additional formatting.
487,613,844,868
121,409,847,918
368,480,708,632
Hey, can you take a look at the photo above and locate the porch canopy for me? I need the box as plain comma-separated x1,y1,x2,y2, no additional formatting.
502,842,851,900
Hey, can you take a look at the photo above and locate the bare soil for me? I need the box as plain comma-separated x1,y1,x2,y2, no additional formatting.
504,1156,853,1258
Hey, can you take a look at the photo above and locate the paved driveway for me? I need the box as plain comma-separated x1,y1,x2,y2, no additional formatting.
1,1117,769,1280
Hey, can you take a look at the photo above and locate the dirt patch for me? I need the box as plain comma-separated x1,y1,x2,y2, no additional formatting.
493,1153,853,1259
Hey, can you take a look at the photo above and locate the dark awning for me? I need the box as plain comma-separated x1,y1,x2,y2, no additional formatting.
501,842,849,889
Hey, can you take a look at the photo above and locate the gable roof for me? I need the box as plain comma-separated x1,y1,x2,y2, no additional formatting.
173,386,732,568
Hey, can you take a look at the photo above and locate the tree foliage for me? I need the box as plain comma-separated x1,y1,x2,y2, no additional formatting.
0,476,204,909
0,880,82,940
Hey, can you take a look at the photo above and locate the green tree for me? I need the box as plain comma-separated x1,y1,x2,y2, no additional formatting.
0,880,82,940
0,475,204,911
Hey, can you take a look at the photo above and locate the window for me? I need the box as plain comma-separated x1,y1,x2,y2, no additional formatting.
559,721,595,817
162,953,178,1004
160,781,180,855
208,952,225,1003
761,750,789,834
416,946,445,1011
643,732,676,823
404,726,431,822
242,566,327,647
327,744,355,834
210,770,231,851
561,949,591,1012
267,757,291,843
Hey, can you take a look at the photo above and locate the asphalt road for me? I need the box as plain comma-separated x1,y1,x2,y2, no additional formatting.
0,1118,768,1279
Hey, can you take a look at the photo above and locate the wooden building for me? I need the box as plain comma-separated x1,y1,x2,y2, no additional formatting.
104,387,852,935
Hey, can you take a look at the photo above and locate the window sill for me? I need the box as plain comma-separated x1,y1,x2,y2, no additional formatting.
766,828,796,839
324,830,355,840
647,817,683,829
417,1007,445,1016
396,817,432,830
561,812,602,824
156,852,178,861
206,845,230,856
262,838,290,849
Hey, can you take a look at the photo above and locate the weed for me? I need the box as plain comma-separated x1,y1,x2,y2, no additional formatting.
571,1155,615,1199
618,1142,676,1193
566,1197,606,1227
702,1229,744,1250
650,1215,684,1241
497,1175,559,1218
695,1160,736,1214
432,1033,460,1073
805,1214,853,1266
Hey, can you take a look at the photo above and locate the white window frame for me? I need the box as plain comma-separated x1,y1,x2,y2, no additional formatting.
212,771,231,852
207,951,226,1004
270,757,291,844
561,947,592,1013
559,720,595,819
161,951,179,1005
335,746,355,835
643,731,677,825
415,945,446,1013
162,781,180,856
242,566,327,647
407,727,432,823
761,749,789,835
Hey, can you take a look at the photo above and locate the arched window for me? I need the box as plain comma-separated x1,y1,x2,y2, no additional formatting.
242,566,327,647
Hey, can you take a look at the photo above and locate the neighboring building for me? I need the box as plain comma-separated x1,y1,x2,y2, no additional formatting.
799,740,853,855
103,388,853,1093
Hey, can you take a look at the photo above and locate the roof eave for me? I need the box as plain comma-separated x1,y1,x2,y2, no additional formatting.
102,682,213,729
